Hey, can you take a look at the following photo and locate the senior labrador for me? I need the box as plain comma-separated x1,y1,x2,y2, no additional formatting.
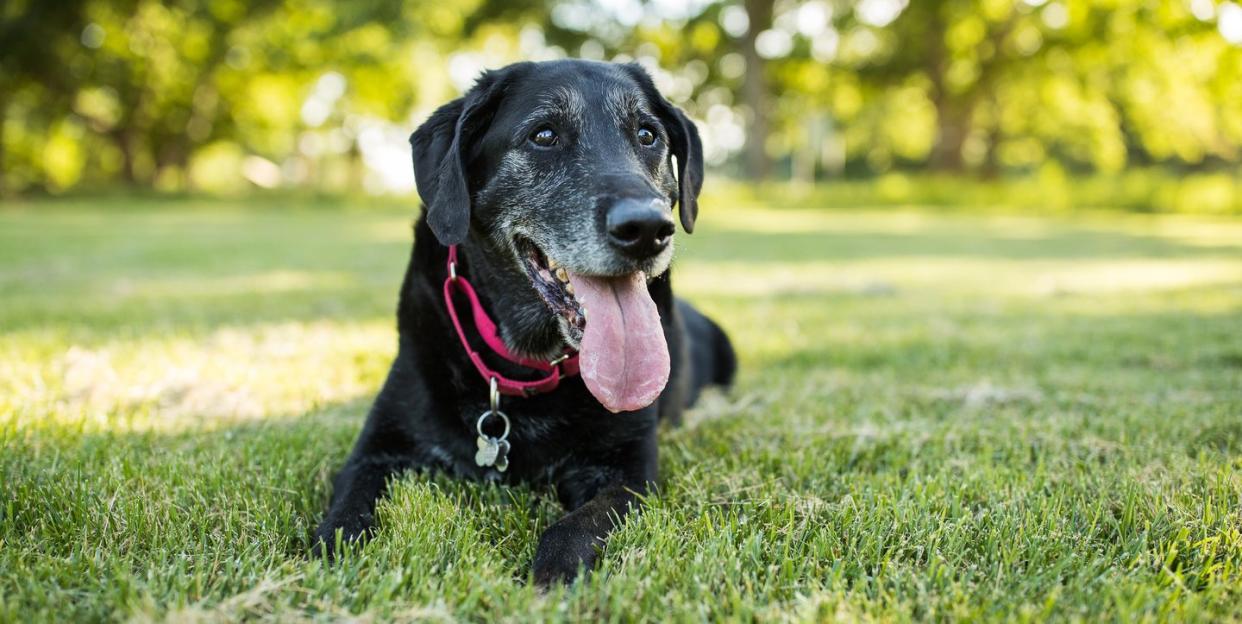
314,59,735,584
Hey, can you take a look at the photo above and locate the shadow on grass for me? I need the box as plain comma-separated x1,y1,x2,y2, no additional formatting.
749,304,1242,375
1,282,398,334
683,226,1242,265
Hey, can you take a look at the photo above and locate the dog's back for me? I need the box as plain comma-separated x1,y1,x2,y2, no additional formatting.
678,298,736,408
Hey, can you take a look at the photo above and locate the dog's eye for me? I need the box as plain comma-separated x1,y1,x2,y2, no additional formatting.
637,127,657,147
530,127,558,147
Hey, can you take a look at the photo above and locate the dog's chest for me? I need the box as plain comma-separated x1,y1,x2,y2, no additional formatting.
431,399,647,482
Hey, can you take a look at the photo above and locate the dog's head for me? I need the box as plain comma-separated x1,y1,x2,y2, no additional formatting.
410,60,703,412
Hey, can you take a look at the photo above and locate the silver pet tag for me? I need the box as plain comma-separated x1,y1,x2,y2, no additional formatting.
475,436,498,466
474,436,510,472
474,379,512,473
493,439,510,472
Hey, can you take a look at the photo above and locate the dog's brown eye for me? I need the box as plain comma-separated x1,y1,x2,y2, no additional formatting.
637,127,657,146
530,127,558,147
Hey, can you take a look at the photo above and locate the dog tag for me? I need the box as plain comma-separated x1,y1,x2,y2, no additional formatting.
494,439,510,472
474,390,511,473
475,436,498,466
475,436,511,472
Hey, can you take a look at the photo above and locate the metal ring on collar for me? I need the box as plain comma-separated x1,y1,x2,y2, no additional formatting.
476,409,510,441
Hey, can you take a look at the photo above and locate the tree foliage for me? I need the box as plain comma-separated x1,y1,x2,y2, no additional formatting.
1,0,1240,194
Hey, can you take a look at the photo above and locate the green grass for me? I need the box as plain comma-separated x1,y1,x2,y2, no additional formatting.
2,192,1241,622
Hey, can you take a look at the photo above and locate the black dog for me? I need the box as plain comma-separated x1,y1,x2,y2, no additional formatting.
314,60,735,584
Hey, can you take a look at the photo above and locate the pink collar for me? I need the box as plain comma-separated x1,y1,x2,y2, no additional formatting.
442,244,579,397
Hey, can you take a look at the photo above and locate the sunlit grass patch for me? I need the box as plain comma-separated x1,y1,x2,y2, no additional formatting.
1,320,395,435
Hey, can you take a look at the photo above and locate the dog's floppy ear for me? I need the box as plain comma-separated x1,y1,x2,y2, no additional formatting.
622,64,705,234
663,104,704,233
410,72,508,245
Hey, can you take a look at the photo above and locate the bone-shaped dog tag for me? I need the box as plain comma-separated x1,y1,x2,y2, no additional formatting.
475,436,499,467
493,439,510,472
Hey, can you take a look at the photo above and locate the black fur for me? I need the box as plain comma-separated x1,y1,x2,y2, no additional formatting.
314,60,735,585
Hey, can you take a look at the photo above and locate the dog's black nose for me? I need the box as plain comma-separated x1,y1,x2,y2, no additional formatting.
606,198,675,259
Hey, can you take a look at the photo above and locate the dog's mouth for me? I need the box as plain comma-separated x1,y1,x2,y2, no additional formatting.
516,237,587,348
513,235,671,413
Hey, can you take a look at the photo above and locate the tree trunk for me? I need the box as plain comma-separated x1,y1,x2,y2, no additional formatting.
975,23,1016,178
156,139,190,189
925,5,967,173
931,101,970,172
980,101,1002,179
792,113,825,186
113,128,138,185
742,0,774,180
927,7,1017,174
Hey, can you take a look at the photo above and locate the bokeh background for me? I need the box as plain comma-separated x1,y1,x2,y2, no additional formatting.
3,0,1242,209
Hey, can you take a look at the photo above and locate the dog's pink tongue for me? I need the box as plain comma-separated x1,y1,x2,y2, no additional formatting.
567,271,670,413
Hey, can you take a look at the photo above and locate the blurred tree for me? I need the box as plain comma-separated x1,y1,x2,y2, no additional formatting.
72,0,287,186
857,0,1039,173
1,0,1240,195
741,0,774,179
0,0,90,194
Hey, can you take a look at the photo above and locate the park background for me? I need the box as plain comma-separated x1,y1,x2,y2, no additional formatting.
3,0,1242,622
3,0,1242,207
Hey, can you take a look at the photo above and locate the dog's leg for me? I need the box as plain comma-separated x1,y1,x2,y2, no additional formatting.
313,364,431,558
313,453,412,557
533,430,657,585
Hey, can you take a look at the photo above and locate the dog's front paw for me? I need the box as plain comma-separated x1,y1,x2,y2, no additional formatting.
311,514,373,560
532,522,604,585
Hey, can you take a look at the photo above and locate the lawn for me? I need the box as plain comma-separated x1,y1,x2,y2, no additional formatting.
2,191,1241,622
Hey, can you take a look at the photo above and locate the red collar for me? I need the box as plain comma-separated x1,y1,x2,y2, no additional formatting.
442,244,579,397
